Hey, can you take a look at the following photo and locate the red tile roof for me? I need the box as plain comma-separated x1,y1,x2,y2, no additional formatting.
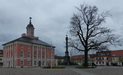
89,54,96,58
96,50,123,57
110,50,123,57
71,54,96,60
71,50,123,60
71,55,84,60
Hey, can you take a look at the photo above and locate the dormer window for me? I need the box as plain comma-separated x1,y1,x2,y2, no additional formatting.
112,54,116,56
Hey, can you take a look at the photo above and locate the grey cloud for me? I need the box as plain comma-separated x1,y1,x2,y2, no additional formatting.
0,0,123,55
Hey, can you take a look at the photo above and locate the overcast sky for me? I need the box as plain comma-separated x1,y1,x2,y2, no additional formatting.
0,0,123,56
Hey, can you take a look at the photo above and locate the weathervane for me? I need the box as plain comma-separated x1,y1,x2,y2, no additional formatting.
29,17,32,23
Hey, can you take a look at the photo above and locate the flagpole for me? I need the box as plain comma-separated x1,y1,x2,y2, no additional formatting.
51,41,52,69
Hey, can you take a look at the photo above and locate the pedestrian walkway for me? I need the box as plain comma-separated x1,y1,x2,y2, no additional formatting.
60,65,94,75
34,65,94,75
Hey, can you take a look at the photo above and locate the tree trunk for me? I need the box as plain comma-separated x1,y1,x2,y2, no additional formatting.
84,50,88,67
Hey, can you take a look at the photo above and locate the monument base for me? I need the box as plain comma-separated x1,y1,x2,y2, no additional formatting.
60,56,71,65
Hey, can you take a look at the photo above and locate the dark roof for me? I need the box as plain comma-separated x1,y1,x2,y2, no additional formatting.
3,36,55,48
26,23,35,29
54,55,64,59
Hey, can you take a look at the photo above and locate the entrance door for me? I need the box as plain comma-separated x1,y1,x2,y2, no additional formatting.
106,62,109,66
38,61,41,67
8,61,10,67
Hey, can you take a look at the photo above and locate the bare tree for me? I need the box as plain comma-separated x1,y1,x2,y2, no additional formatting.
69,4,121,67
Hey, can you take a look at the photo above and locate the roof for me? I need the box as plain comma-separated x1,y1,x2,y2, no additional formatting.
54,55,64,59
110,50,123,57
3,36,55,48
71,54,96,60
89,54,96,58
71,55,84,60
96,50,123,57
26,23,35,29
26,17,34,29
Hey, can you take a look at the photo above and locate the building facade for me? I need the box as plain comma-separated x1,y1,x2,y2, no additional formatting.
95,51,110,66
71,54,96,65
71,50,123,66
95,50,123,66
0,50,3,66
54,55,64,65
3,17,56,68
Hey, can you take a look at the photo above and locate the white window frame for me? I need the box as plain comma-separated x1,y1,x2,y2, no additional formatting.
28,61,30,65
28,51,30,57
28,45,30,49
34,53,36,58
34,61,36,65
20,50,24,57
20,60,24,65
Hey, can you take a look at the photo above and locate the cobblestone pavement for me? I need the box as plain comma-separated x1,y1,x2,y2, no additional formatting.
0,68,81,75
1,66,123,75
83,66,123,75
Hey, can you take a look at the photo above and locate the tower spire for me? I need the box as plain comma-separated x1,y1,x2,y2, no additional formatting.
26,17,35,37
29,17,32,24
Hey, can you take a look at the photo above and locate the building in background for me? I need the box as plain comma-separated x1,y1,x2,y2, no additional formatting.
71,54,96,65
0,50,3,66
95,51,110,66
95,50,123,66
54,55,64,65
3,17,56,68
71,50,123,66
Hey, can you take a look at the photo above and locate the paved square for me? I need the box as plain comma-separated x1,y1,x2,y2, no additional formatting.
83,66,123,75
0,68,81,75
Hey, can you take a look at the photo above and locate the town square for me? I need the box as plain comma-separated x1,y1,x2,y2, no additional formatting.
0,0,123,75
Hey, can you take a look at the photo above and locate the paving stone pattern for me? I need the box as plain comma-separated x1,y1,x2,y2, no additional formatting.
83,66,123,75
0,68,81,75
1,66,123,75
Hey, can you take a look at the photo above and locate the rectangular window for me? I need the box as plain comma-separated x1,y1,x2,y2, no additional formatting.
107,53,109,55
20,61,23,65
115,57,118,60
0,58,2,61
38,47,40,50
20,50,24,57
34,46,37,50
28,45,30,49
42,61,44,65
28,51,30,57
0,54,3,57
38,54,40,58
20,44,24,48
47,53,49,59
15,61,16,65
42,53,44,59
42,47,45,50
107,57,108,60
28,61,30,65
34,61,36,65
34,53,36,58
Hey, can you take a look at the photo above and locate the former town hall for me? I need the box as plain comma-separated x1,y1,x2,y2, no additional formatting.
3,17,56,68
